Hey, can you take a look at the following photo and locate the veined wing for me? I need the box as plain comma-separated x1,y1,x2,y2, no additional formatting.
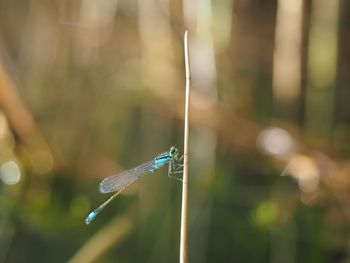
99,160,155,193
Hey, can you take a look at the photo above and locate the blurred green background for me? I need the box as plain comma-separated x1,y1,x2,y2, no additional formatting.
0,0,350,262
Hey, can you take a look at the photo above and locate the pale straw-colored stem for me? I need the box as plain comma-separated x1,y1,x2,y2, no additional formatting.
69,212,133,263
180,30,191,263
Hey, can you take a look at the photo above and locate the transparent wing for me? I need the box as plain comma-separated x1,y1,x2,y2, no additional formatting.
99,160,155,193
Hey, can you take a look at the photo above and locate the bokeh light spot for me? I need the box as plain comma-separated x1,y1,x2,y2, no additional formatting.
257,127,295,159
252,201,279,229
0,161,21,185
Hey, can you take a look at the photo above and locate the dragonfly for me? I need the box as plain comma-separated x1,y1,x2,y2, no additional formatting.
85,146,184,224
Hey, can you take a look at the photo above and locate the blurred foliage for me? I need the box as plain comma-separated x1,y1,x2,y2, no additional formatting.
0,0,350,262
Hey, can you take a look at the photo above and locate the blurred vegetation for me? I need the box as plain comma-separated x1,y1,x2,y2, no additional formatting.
0,0,350,262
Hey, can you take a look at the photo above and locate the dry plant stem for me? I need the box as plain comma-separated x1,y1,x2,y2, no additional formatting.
68,213,133,263
0,61,54,162
180,31,190,263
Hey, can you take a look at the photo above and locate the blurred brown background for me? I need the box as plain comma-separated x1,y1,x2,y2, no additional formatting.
0,0,350,262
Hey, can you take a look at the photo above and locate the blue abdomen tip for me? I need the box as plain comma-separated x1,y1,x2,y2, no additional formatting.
85,211,97,225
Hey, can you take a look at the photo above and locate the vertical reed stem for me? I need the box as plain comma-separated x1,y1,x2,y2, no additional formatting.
180,30,190,263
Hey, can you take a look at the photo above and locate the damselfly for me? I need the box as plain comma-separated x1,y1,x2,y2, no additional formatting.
85,146,183,224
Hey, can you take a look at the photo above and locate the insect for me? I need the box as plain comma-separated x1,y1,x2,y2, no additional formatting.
85,146,183,224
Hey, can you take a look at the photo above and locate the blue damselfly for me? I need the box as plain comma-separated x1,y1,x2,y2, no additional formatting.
85,146,183,224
